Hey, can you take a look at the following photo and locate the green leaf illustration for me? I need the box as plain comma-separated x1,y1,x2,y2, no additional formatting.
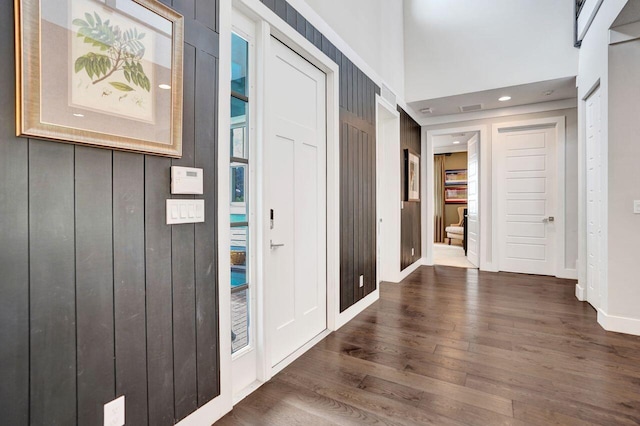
109,82,134,92
73,12,150,90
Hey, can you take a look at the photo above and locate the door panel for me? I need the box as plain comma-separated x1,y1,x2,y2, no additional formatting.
266,38,327,367
498,126,557,275
467,134,479,267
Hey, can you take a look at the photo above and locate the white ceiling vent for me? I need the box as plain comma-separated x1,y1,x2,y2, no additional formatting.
459,104,483,113
419,107,433,114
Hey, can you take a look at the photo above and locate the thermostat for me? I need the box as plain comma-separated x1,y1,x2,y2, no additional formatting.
171,166,203,195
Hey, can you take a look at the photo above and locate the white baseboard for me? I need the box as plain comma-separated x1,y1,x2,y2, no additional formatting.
232,380,265,405
558,268,578,280
398,260,423,281
335,288,380,330
597,309,640,336
575,283,586,301
271,329,331,376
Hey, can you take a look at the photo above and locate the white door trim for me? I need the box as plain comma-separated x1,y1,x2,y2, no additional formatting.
491,116,568,278
424,125,492,271
181,0,341,423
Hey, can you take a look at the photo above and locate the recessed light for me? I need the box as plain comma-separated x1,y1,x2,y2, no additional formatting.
498,96,511,102
73,113,84,117
453,141,460,145
158,84,171,90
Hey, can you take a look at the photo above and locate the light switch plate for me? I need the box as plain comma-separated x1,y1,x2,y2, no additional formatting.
359,275,364,288
166,199,205,224
104,396,125,426
634,200,640,214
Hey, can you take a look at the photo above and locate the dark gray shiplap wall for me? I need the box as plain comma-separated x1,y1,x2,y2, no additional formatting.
399,107,422,270
259,0,380,311
0,0,220,424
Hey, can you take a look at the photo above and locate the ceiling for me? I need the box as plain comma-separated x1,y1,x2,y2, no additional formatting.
433,132,476,153
408,77,577,118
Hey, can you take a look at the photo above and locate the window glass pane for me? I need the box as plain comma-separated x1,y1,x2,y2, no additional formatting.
230,226,247,285
231,288,249,353
230,163,247,224
231,34,248,96
230,97,248,158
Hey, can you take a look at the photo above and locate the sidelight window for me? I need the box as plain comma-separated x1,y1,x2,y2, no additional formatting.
230,32,250,354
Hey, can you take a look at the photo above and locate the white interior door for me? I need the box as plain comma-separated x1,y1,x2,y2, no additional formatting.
586,87,602,309
497,126,557,275
266,37,327,368
466,134,479,267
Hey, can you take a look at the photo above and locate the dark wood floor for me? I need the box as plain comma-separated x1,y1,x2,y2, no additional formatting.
218,266,640,425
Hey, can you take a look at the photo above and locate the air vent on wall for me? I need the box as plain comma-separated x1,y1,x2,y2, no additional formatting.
459,104,483,113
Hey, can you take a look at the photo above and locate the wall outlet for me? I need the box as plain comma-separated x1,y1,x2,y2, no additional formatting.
634,200,640,214
359,275,364,288
411,248,415,256
104,396,125,426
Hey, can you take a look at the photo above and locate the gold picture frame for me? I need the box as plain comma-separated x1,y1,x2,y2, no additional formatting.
15,0,184,157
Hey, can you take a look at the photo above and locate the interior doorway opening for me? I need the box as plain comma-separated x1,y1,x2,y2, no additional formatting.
431,131,478,269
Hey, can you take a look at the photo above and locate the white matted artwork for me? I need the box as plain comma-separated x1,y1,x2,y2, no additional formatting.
405,149,420,201
15,0,185,157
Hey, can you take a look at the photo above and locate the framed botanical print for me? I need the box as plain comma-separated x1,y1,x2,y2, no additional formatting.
15,0,184,157
404,149,420,202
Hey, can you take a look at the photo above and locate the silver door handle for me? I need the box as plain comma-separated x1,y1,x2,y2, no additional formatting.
270,240,285,249
542,216,555,223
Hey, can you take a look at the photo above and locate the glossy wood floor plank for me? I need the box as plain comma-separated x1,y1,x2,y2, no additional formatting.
220,266,640,425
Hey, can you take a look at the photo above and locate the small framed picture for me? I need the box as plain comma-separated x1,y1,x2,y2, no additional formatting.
405,149,420,202
15,0,184,157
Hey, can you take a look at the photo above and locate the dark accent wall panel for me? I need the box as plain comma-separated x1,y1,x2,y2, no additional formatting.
0,3,29,419
0,0,220,424
399,107,422,270
260,0,380,312
29,141,77,426
75,146,115,426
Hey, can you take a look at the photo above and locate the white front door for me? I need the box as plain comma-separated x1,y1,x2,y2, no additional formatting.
466,134,479,267
266,37,327,368
497,126,557,275
586,87,602,309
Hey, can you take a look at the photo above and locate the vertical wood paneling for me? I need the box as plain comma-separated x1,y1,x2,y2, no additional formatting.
399,107,422,270
172,42,198,421
75,146,114,426
196,0,216,31
2,0,221,423
29,141,76,426
144,156,175,426
194,51,220,404
0,136,29,425
113,152,148,426
0,2,28,417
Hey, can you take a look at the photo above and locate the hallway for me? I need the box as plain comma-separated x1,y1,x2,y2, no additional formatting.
219,266,640,425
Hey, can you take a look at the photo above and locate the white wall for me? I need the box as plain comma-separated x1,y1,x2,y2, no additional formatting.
608,40,640,327
302,0,405,100
424,107,579,275
404,0,578,102
574,0,640,335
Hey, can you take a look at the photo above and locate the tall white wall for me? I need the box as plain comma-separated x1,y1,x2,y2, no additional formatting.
404,0,579,102
302,0,406,100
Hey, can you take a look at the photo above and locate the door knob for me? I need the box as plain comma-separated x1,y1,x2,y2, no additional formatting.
270,240,285,249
